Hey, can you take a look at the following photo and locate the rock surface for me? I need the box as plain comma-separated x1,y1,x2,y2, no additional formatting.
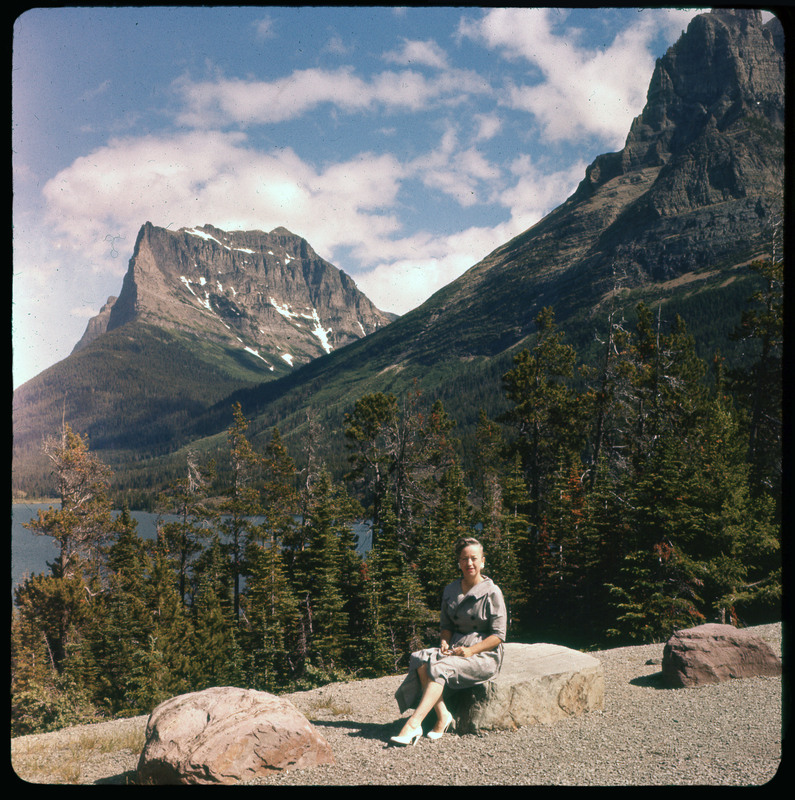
447,643,604,733
661,623,782,688
136,686,334,785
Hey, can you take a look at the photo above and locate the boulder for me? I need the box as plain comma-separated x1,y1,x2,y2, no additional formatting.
447,643,604,733
662,623,782,688
136,686,334,785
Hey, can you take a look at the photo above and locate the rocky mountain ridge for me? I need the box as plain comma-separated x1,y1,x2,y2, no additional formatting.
73,222,395,373
391,7,784,362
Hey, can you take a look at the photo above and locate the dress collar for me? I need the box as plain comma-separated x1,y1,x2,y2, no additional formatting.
456,575,493,599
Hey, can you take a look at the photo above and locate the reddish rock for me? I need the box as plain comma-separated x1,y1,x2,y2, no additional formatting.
662,623,781,688
136,686,334,785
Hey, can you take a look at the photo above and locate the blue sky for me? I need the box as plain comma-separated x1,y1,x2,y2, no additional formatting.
12,6,719,389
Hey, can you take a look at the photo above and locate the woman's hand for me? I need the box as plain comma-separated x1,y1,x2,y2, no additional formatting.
448,635,503,659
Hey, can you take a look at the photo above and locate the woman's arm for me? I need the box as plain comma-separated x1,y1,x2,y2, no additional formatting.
451,634,502,659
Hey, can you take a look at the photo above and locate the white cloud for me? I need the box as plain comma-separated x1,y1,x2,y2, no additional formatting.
33,119,577,321
383,38,450,69
501,153,587,230
406,124,503,207
173,65,492,128
354,231,494,314
39,130,411,272
458,7,702,148
252,15,276,41
472,113,502,142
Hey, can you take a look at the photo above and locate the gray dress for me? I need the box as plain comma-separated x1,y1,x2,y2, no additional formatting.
395,576,508,713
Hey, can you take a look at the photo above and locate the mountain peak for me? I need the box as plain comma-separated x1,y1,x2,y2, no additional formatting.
386,7,784,359
92,222,394,374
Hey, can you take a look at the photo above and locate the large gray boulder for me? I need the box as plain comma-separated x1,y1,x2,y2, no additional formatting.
447,643,604,733
662,623,782,688
136,686,334,785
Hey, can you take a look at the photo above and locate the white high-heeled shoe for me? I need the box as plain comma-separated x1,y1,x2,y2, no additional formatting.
389,723,423,746
426,711,454,740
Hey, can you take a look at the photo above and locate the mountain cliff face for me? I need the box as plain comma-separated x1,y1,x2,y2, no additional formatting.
398,8,784,360
71,295,117,353
74,223,395,371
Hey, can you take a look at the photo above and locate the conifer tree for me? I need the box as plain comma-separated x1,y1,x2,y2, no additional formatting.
416,460,471,607
19,422,114,675
605,435,707,642
344,392,399,545
502,307,587,532
25,422,115,581
532,461,588,640
191,534,243,690
126,531,194,712
259,427,301,570
576,455,632,639
11,607,60,735
297,469,363,677
240,426,303,688
360,500,434,675
345,391,458,555
498,452,534,625
218,403,262,622
243,532,300,691
668,394,780,624
730,258,783,506
92,506,152,714
156,451,216,609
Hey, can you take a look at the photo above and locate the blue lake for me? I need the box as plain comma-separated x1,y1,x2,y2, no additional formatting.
11,503,372,599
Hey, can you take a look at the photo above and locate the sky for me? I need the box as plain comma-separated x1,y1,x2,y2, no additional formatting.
12,5,723,389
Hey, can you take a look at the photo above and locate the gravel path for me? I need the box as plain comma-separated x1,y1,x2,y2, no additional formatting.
11,622,783,786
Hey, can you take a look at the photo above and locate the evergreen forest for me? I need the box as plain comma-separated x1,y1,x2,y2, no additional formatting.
11,260,782,736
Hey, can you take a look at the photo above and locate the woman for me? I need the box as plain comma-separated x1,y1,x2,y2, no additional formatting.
391,536,507,745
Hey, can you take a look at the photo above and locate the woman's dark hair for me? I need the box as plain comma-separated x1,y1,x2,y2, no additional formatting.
454,536,483,559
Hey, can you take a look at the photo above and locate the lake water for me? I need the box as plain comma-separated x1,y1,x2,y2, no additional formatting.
11,503,372,599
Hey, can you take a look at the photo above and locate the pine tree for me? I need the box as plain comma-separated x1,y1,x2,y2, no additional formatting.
191,534,243,690
218,403,262,622
125,531,194,713
238,426,303,689
344,392,399,544
605,435,708,643
259,427,301,570
498,452,534,626
730,258,783,506
156,451,216,609
297,469,362,678
360,501,434,675
243,532,300,691
502,307,588,532
532,460,588,641
92,505,152,715
576,455,632,641
25,422,115,580
20,422,115,673
670,394,781,624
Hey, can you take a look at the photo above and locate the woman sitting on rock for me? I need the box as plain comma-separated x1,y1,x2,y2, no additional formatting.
391,536,507,744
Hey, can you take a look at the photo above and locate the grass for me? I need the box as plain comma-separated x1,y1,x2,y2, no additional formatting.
305,695,355,718
11,723,146,785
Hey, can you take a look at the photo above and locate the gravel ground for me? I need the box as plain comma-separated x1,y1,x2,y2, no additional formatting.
11,622,784,786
